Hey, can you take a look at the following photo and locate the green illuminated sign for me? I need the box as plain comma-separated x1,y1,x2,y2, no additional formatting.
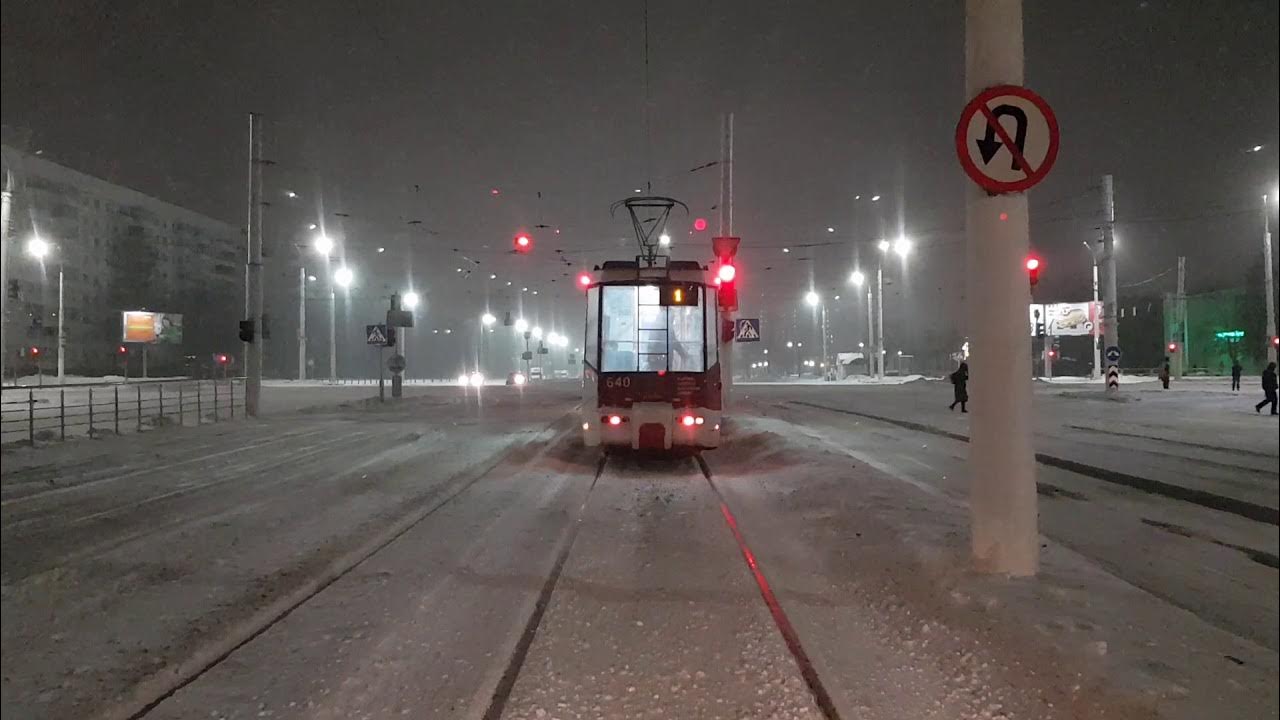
1214,330,1245,340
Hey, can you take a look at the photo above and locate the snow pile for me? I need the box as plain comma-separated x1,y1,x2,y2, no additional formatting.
740,374,929,386
7,373,186,387
1038,375,1157,385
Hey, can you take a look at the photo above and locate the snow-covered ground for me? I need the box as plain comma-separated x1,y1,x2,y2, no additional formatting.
741,373,931,385
2,382,1274,719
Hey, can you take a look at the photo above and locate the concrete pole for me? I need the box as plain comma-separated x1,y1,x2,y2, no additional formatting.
1264,193,1276,364
1,172,12,384
965,0,1038,576
1090,252,1101,379
875,262,885,379
328,286,337,382
820,303,830,379
1043,335,1053,378
298,267,306,380
1101,174,1120,392
865,287,874,376
1176,256,1187,378
244,112,264,416
56,267,65,383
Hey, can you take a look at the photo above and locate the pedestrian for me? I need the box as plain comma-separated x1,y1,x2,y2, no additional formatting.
1231,360,1243,392
1159,357,1171,390
949,361,969,413
1256,362,1278,415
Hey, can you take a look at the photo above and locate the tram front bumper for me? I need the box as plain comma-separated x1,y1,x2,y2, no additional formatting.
583,403,720,450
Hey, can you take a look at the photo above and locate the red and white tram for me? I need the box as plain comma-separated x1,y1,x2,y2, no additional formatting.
580,258,723,450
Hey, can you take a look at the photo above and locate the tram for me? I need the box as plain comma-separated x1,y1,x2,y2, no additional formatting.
580,257,723,450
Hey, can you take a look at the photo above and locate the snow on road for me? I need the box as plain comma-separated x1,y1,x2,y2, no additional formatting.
2,381,1275,719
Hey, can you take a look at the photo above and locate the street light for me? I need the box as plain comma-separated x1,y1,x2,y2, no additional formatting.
333,266,354,288
313,234,334,256
402,291,420,310
892,235,912,258
481,312,497,327
658,233,671,247
531,326,544,340
877,239,891,253
804,290,820,307
849,270,865,286
23,236,66,383
514,318,529,334
25,236,50,259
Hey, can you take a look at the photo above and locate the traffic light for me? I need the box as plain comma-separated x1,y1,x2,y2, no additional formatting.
1025,256,1041,287
693,217,708,232
385,326,398,347
577,272,593,289
712,236,740,312
1167,341,1179,353
29,346,40,358
239,319,255,343
1047,348,1058,359
513,232,533,253
216,353,230,365
1272,336,1279,350
118,345,128,355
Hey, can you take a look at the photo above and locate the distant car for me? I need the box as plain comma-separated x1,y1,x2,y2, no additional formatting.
506,371,526,386
528,367,544,381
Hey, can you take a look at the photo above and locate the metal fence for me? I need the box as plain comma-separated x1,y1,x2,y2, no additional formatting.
1,379,245,448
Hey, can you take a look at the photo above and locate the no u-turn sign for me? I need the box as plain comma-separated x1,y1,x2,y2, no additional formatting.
956,85,1059,194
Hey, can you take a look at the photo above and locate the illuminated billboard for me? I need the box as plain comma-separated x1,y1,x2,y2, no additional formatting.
121,311,183,344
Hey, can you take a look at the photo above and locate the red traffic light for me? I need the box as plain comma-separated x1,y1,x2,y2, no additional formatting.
1025,256,1042,287
118,345,128,355
693,217,708,232
1167,342,1178,352
577,272,592,288
217,353,229,364
1025,257,1040,271
30,346,40,357
1047,349,1058,358
717,263,737,283
513,233,533,253
1272,336,1280,349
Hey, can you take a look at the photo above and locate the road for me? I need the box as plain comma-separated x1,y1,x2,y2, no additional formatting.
2,380,1275,719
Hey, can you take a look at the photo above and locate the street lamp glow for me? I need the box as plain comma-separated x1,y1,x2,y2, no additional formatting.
313,234,334,255
402,291,420,309
826,227,835,233
333,266,354,288
514,318,529,333
892,236,912,258
804,291,821,308
531,326,544,340
26,236,50,259
481,312,497,327
877,239,891,253
870,195,881,202
658,233,671,246
849,270,865,286
786,341,794,348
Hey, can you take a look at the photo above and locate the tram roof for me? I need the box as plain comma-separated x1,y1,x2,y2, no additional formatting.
596,259,707,283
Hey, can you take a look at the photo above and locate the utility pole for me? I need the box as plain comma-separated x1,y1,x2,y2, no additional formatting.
1,169,12,384
1264,191,1276,364
875,262,885,379
965,0,1038,576
719,112,735,408
328,283,337,382
865,287,874,376
298,267,306,380
1101,173,1120,393
56,267,65,383
244,112,265,416
1087,243,1102,380
1176,256,1187,377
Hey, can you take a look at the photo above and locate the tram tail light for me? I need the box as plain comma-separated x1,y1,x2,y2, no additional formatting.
608,415,623,426
680,415,697,427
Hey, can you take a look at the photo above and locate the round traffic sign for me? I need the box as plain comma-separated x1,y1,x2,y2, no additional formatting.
1105,345,1122,363
956,85,1059,194
387,353,406,373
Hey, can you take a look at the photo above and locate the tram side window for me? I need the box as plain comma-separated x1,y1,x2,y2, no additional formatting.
584,287,599,368
706,287,718,368
601,286,638,372
669,292,704,372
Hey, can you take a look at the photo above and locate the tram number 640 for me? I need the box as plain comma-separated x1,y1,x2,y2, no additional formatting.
605,377,631,389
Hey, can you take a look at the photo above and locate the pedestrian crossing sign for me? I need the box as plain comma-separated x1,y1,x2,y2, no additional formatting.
735,318,761,342
366,324,388,346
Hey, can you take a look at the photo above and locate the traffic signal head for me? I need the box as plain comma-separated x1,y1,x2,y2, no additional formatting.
513,233,533,253
1167,341,1178,353
1025,256,1041,287
217,353,230,365
238,319,255,343
577,272,592,289
118,345,128,355
30,346,40,357
717,263,736,284
693,217,708,232
1272,336,1279,350
712,236,741,311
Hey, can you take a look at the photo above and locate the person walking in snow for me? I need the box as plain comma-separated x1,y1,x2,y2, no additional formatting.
1231,360,1243,392
1159,357,1171,390
1256,362,1278,415
949,361,969,413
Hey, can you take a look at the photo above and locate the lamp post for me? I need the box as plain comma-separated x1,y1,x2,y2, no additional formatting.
1082,241,1103,379
26,237,66,384
1264,189,1277,364
873,236,912,379
332,265,354,382
805,290,829,380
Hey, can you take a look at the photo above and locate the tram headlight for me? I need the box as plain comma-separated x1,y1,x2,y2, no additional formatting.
512,372,526,385
469,372,485,387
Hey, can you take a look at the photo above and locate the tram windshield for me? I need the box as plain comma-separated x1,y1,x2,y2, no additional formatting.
597,284,708,373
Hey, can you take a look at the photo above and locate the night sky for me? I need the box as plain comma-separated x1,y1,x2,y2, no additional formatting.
3,1,1277,367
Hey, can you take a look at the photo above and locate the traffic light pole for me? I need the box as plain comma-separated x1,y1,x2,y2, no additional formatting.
1101,173,1120,393
865,287,874,376
1263,192,1276,364
298,267,307,381
965,0,1038,576
244,112,264,416
875,262,885,379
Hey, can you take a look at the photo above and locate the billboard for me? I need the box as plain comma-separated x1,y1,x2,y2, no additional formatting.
1029,302,1099,337
121,311,183,344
